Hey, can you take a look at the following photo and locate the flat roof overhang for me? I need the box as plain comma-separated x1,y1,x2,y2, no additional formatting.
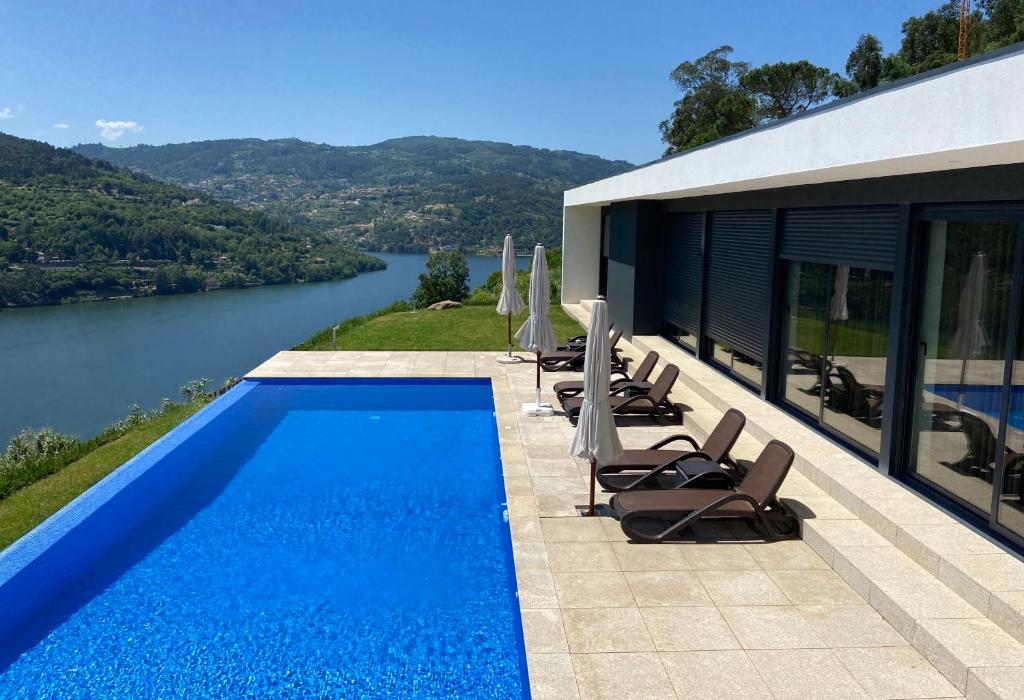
565,43,1024,208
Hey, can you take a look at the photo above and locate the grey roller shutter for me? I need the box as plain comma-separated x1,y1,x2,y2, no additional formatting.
781,205,900,271
661,213,703,333
704,209,773,360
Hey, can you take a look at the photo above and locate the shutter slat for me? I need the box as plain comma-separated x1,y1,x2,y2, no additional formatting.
661,213,703,332
781,205,899,271
705,210,773,359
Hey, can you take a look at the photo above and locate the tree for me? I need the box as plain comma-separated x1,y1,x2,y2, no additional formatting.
845,34,884,92
740,60,837,122
659,46,756,155
899,1,982,73
412,250,470,307
980,0,1024,48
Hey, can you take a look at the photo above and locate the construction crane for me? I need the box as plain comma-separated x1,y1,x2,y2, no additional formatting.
958,0,971,60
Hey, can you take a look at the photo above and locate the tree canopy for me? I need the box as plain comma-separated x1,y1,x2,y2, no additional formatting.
411,251,470,308
661,2,1024,155
660,47,836,155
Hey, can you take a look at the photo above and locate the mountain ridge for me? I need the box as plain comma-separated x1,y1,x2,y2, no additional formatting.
73,135,634,253
0,133,384,307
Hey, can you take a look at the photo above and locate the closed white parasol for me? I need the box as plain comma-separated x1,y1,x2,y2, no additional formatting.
569,297,624,515
496,235,526,363
516,244,557,416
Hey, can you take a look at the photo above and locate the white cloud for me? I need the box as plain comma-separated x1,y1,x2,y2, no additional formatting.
95,119,143,142
0,108,13,120
53,122,70,129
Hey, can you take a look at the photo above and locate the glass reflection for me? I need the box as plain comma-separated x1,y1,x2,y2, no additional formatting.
780,261,891,453
910,221,1019,515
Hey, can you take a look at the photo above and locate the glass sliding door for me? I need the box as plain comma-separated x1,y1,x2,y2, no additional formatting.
821,267,891,453
781,261,829,419
908,221,1019,516
780,261,892,453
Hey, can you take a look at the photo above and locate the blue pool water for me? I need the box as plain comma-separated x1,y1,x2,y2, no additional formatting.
928,383,1024,430
0,379,527,698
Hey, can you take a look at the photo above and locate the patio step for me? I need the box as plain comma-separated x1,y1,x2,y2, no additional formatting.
561,302,1024,697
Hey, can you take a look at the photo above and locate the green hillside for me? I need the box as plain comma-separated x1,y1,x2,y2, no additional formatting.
74,136,634,253
0,133,385,307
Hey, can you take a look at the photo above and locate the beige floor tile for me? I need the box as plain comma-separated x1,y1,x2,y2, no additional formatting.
748,648,869,699
504,476,534,496
769,569,866,605
527,653,580,699
506,493,539,518
835,646,961,699
611,542,691,571
517,567,559,608
532,476,590,495
525,443,579,460
521,609,569,653
536,494,590,518
571,652,677,699
599,516,631,542
509,515,544,543
799,604,909,648
527,458,581,477
743,540,831,570
640,606,740,652
512,541,549,569
697,569,790,606
660,650,773,699
625,571,712,607
561,608,654,653
553,571,635,609
540,516,609,542
720,605,828,650
680,543,760,570
547,542,620,573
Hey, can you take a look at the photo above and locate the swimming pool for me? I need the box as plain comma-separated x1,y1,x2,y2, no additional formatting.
0,379,528,697
928,383,1024,430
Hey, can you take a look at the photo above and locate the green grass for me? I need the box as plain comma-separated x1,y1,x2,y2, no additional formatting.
298,303,584,351
0,402,204,551
791,315,889,357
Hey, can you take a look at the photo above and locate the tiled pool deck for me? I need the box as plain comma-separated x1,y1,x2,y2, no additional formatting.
249,323,1024,698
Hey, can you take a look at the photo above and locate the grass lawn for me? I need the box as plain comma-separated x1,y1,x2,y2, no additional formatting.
0,402,204,551
300,304,584,351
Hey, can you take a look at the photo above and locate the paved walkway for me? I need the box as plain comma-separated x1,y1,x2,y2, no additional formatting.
250,349,962,699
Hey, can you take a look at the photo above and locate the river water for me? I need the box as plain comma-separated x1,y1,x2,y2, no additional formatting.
0,253,518,445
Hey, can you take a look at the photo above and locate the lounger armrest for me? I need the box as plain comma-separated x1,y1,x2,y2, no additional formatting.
647,434,700,450
619,459,688,491
674,468,738,489
612,394,657,412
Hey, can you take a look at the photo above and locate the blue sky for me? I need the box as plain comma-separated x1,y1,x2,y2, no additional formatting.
1,0,939,164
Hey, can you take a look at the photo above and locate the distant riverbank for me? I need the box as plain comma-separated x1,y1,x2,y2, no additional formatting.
0,253,522,445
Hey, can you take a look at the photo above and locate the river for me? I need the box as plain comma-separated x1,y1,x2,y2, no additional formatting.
0,253,521,446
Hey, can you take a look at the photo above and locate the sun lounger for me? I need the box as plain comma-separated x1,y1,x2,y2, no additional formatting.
562,363,682,425
553,351,659,400
610,440,798,543
596,408,746,491
540,329,626,372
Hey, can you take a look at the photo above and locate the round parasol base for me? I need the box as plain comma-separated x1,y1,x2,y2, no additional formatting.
496,355,525,364
521,402,555,417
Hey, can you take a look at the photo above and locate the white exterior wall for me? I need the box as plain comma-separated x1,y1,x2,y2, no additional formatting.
560,205,601,304
565,48,1024,207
